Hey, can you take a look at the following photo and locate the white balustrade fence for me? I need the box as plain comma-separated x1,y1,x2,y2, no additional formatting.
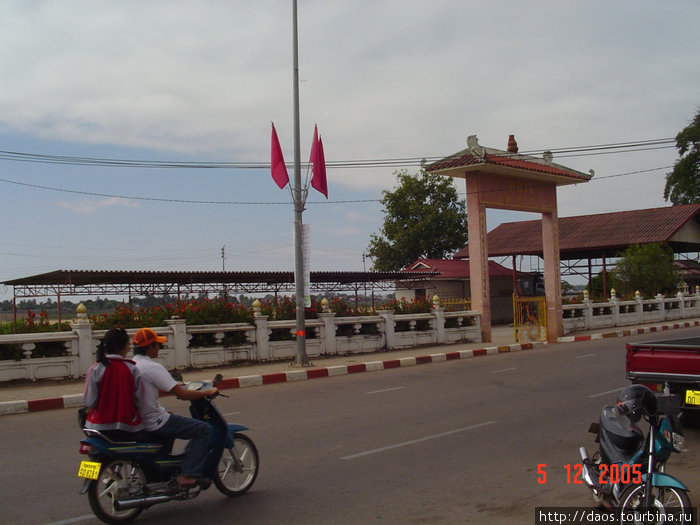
562,290,700,335
0,307,481,383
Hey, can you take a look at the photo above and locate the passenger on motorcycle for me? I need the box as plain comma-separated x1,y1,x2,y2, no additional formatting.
83,327,143,440
132,327,218,487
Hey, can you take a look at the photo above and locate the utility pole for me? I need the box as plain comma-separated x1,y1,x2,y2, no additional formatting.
292,0,308,366
221,245,226,271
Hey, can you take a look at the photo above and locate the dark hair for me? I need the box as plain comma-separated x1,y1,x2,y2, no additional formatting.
133,344,148,356
96,327,129,366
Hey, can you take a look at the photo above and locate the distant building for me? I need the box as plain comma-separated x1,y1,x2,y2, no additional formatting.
396,258,533,323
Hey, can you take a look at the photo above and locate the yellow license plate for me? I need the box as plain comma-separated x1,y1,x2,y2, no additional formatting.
685,389,700,406
77,460,101,480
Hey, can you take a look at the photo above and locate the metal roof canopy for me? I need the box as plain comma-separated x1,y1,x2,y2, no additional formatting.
454,204,700,261
453,204,700,282
3,269,438,299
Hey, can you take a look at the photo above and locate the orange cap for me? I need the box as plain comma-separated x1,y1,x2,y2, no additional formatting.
133,327,167,348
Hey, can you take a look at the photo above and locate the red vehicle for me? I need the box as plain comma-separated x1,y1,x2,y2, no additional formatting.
626,337,700,425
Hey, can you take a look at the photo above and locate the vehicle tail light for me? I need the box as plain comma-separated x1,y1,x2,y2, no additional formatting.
638,382,663,392
79,443,96,455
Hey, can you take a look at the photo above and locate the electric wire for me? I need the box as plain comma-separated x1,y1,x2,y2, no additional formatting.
0,165,674,206
0,137,676,169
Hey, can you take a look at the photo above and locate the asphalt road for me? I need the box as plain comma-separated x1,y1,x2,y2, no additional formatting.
1,329,699,525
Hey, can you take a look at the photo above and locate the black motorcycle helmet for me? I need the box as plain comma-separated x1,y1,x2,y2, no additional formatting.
616,384,657,422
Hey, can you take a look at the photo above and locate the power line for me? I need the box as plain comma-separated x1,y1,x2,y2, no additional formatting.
0,165,674,206
0,137,676,169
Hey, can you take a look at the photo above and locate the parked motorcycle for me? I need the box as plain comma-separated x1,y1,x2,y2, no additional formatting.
77,375,259,524
578,385,693,523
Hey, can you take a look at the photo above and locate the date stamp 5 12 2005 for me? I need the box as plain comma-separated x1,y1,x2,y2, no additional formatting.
536,463,642,485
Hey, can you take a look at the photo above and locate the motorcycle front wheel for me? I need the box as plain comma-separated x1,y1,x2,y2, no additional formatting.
213,434,259,496
618,483,692,525
88,460,145,524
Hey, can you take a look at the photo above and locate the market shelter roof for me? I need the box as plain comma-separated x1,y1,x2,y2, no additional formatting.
404,258,530,279
2,269,438,298
454,204,700,260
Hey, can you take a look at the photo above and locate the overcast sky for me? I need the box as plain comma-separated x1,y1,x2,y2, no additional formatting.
1,0,698,299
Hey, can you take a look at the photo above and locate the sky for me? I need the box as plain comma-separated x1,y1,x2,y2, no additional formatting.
0,0,699,300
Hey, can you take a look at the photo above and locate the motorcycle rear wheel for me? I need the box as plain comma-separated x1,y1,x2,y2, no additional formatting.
213,434,259,496
618,483,692,525
88,460,145,524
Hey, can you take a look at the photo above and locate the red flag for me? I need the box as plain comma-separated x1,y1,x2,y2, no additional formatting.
309,124,328,198
270,123,289,189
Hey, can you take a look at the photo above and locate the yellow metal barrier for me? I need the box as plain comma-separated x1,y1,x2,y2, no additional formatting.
440,297,472,311
513,295,547,342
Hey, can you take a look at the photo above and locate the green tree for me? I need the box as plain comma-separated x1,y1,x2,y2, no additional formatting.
664,108,700,204
614,243,678,297
367,170,467,271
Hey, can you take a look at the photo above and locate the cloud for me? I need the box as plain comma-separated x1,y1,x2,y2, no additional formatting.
0,1,697,212
57,197,140,214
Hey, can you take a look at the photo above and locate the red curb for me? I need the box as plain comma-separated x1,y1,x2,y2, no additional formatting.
445,352,461,360
473,349,487,357
262,373,287,385
28,397,64,412
416,355,433,365
307,368,329,379
521,343,533,350
498,346,511,353
347,364,367,374
574,335,592,341
382,359,401,369
602,332,618,338
217,378,240,389
650,327,658,332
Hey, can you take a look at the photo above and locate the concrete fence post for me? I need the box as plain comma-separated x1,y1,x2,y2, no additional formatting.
377,310,395,350
318,313,337,355
583,298,593,330
72,318,95,376
254,314,271,360
609,289,619,326
656,293,665,320
165,317,189,369
432,306,446,344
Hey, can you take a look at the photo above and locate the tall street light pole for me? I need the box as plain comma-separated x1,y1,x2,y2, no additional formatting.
292,0,308,366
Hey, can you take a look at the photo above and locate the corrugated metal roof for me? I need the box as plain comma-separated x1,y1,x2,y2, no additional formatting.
454,205,700,259
2,269,436,287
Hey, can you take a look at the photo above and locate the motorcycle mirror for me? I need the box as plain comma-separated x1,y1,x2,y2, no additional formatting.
213,373,223,384
171,371,183,382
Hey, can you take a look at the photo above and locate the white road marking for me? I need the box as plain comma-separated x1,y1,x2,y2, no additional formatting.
490,367,517,373
340,421,497,460
576,353,596,359
589,387,625,398
43,514,95,525
366,386,405,395
222,411,241,417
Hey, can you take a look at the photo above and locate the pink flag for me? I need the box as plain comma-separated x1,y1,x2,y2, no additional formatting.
270,123,289,189
309,124,328,198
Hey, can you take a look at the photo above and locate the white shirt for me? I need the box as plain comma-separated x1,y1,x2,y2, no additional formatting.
133,354,178,431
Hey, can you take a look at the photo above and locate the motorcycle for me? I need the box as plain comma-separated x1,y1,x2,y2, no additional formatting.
578,385,693,524
77,375,259,524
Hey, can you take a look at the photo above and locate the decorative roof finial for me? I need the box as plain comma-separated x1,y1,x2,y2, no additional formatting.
507,134,518,153
467,135,485,159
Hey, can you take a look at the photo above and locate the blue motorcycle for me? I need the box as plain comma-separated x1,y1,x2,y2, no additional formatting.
77,376,259,524
579,386,693,523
